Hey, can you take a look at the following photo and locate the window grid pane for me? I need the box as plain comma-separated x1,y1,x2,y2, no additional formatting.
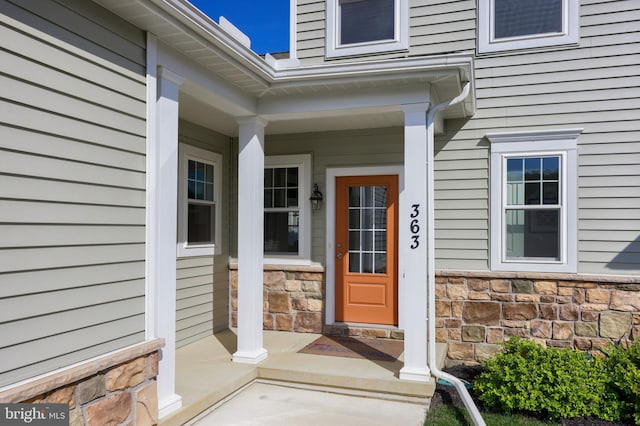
264,166,301,255
494,0,563,39
264,167,299,208
264,211,299,254
340,0,395,45
506,156,560,208
187,203,215,244
348,185,387,274
504,155,562,261
188,159,215,202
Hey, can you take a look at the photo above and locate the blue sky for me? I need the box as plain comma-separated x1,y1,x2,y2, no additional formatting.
189,1,290,54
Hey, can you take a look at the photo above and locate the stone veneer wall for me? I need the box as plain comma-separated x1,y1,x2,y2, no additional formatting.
0,340,163,426
435,273,640,366
230,264,325,333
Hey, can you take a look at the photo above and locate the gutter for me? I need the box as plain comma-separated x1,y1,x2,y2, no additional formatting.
426,82,486,426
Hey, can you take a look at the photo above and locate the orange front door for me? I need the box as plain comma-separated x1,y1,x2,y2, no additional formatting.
335,175,398,325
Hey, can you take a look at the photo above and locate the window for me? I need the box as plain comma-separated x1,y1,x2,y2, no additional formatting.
177,144,221,257
326,0,408,58
478,0,579,53
487,129,581,272
264,155,312,263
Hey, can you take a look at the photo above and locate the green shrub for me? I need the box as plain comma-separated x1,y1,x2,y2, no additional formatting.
474,337,608,419
601,340,640,424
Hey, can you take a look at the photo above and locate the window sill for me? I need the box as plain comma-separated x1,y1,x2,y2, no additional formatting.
228,258,324,273
325,43,408,59
491,261,576,274
176,243,218,258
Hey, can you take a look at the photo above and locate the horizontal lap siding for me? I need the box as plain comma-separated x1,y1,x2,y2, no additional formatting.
434,133,489,270
294,1,638,276
296,0,476,65
471,0,640,275
176,121,231,348
0,0,146,386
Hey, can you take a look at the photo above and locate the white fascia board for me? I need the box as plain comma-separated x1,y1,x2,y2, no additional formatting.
156,41,258,116
271,54,473,84
258,85,431,117
124,0,273,95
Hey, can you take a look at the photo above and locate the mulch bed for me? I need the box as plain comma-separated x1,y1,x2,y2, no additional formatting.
430,365,633,426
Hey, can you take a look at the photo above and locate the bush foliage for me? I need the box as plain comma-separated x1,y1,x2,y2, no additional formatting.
474,337,640,424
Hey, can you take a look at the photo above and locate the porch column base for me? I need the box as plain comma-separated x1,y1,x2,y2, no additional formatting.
232,348,268,364
158,393,182,418
399,366,431,383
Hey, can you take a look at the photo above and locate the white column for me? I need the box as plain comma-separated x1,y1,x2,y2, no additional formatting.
233,116,268,364
399,103,431,382
150,66,184,416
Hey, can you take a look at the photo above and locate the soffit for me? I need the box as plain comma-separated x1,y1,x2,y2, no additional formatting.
94,0,475,135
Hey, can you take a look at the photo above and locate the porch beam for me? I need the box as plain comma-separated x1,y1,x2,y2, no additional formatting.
399,102,431,382
233,116,269,364
151,66,184,416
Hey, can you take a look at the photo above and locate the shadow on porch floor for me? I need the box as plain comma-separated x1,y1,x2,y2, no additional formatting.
161,329,446,426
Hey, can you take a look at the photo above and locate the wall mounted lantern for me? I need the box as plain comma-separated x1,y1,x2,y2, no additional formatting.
310,184,323,210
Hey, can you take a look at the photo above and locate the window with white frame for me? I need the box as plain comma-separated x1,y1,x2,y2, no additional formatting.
326,0,408,58
177,144,221,257
487,129,581,272
264,155,312,263
478,0,579,53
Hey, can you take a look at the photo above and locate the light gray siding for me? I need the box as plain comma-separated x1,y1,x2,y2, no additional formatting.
0,0,146,386
176,120,231,348
296,0,476,65
292,0,640,275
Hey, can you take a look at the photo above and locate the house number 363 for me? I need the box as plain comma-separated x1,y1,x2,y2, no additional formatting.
410,204,420,249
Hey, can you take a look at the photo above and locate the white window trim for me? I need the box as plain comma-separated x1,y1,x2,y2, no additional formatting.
478,0,579,54
488,129,582,273
264,154,312,265
177,144,222,257
325,0,409,58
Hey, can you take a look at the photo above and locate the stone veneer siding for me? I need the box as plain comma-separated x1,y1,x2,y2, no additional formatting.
436,272,640,366
0,339,163,426
230,264,325,333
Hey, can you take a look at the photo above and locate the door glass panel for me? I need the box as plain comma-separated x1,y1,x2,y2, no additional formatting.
347,185,387,274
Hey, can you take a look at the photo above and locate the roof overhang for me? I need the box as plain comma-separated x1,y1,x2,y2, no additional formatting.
94,0,475,135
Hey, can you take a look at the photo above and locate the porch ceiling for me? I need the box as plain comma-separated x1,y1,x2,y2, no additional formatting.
95,0,475,136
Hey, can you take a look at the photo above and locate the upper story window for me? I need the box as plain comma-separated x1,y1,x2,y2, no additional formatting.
326,0,408,58
177,144,222,257
478,0,579,53
264,155,312,264
487,129,581,273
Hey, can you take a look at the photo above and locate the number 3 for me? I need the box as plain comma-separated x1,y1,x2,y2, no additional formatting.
411,235,419,249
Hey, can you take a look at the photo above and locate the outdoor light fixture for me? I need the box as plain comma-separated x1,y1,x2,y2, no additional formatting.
310,184,323,210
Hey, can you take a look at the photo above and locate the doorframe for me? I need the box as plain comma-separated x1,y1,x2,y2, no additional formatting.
325,165,404,328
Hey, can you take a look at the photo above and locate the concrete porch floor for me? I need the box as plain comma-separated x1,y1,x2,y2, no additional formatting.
161,330,446,426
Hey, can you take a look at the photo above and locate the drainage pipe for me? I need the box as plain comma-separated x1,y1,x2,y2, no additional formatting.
426,82,486,426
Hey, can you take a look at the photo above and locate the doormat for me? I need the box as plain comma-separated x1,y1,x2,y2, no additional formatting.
298,335,403,361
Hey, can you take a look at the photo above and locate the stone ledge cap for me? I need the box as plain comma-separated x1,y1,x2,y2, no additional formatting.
436,270,640,285
0,339,164,403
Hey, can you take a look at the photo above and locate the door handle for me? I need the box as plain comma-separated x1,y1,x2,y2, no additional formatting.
336,252,343,259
